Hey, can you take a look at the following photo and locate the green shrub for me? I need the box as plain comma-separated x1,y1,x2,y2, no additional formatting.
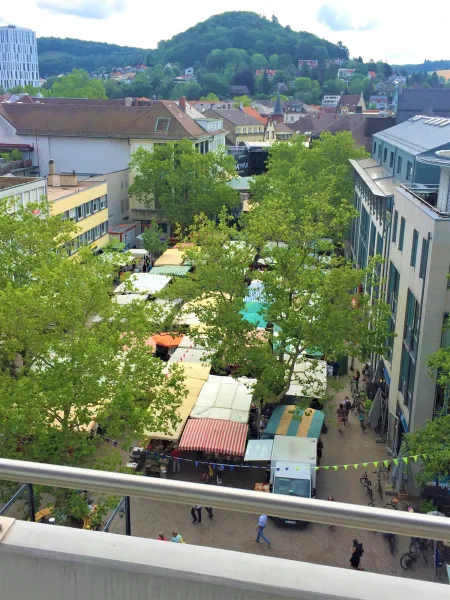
10,149,23,161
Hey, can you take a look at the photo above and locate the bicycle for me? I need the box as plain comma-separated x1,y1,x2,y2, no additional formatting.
360,470,374,506
384,498,414,511
400,537,429,570
373,469,383,500
383,532,396,555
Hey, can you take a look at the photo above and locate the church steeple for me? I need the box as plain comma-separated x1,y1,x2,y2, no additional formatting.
271,91,284,124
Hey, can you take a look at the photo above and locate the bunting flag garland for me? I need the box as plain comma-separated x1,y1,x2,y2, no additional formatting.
98,432,428,473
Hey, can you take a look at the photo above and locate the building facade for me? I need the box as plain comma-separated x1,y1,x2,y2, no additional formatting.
0,25,39,90
46,162,109,254
349,116,450,457
205,108,264,145
0,176,46,207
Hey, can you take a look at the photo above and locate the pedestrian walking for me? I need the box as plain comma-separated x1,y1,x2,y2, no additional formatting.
258,419,266,439
191,505,202,524
358,410,366,431
216,463,224,485
171,530,185,543
317,438,323,465
336,403,345,432
255,514,271,546
349,539,364,570
332,361,340,379
171,445,181,473
157,532,167,541
353,370,360,391
205,507,214,519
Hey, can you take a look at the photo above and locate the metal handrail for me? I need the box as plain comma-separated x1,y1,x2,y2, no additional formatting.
1,458,449,541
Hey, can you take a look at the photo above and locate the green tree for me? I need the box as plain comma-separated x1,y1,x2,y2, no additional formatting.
293,78,321,104
51,69,107,99
197,73,229,97
259,70,271,95
233,95,252,107
278,53,293,69
164,191,389,403
170,81,203,100
129,139,239,230
206,49,226,71
141,222,169,258
268,54,279,69
323,78,346,95
349,77,364,95
0,198,185,523
404,414,450,487
250,53,268,71
200,93,220,101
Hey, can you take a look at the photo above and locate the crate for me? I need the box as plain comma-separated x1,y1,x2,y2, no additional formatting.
398,490,409,501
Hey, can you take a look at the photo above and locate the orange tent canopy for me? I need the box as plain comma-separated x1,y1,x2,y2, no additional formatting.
151,333,184,348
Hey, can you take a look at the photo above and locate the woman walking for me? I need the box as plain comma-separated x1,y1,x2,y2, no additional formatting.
336,403,345,433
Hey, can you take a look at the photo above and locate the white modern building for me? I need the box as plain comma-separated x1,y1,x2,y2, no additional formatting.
349,116,450,459
0,176,46,208
0,25,39,90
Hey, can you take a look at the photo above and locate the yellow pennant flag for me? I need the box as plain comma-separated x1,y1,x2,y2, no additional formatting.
402,457,409,464
383,460,390,467
373,461,379,467
333,466,339,471
353,464,359,470
343,465,349,470
412,455,419,462
393,459,399,466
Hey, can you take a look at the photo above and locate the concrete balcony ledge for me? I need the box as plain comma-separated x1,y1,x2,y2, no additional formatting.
0,518,448,600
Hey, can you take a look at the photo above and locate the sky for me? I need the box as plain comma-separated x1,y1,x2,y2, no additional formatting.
1,0,449,65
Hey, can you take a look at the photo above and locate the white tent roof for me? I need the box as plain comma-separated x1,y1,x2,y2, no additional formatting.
190,375,256,423
128,249,149,258
244,439,274,462
114,273,171,295
287,359,327,399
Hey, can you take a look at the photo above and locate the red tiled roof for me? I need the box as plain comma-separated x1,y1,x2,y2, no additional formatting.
242,106,267,124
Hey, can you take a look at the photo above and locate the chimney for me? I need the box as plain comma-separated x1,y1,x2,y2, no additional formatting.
48,159,55,175
179,96,186,112
47,159,60,186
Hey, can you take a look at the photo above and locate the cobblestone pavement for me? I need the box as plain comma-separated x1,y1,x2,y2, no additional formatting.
111,371,438,583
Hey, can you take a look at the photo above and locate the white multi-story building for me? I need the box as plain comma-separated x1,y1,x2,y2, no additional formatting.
0,25,39,90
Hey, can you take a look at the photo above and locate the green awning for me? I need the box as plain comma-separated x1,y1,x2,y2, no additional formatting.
150,266,191,277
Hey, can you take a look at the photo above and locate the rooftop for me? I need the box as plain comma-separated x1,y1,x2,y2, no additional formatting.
46,179,105,202
0,176,44,191
397,88,450,124
0,101,215,140
374,114,450,156
205,108,263,126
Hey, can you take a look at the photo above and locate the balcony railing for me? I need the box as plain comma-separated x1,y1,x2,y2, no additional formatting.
1,458,449,541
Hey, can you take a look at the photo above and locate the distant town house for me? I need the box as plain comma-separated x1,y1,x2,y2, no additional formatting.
337,68,355,81
298,60,318,68
255,69,278,78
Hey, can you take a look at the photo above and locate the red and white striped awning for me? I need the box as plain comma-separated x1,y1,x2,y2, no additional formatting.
179,418,248,456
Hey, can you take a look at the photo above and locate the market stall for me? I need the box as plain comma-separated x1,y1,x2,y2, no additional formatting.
264,406,325,438
286,358,327,400
167,345,211,381
150,266,191,277
179,418,248,456
147,333,184,360
113,293,149,305
190,375,256,423
144,377,205,442
154,248,186,267
114,273,171,295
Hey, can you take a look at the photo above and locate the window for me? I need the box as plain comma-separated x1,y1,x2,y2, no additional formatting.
404,290,420,355
419,237,429,279
392,210,398,243
397,156,402,173
154,117,170,132
76,204,85,220
399,346,416,409
410,230,418,267
85,201,93,217
93,198,100,213
100,195,107,209
100,221,108,235
373,141,377,155
125,197,129,211
158,222,168,234
389,151,394,167
121,198,125,213
406,161,412,180
387,261,400,315
398,217,405,251
383,148,387,162
378,144,381,159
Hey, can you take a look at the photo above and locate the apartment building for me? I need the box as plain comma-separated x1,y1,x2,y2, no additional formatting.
46,161,109,254
349,116,450,457
0,176,46,207
0,25,39,90
204,108,265,145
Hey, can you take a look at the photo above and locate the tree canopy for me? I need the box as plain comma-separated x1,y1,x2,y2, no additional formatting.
163,134,389,404
129,139,239,230
50,69,107,99
0,197,185,523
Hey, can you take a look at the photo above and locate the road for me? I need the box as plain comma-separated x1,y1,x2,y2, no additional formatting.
111,371,437,582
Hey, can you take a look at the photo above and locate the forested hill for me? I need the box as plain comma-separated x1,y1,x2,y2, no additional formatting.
37,37,151,76
37,11,348,76
156,11,348,66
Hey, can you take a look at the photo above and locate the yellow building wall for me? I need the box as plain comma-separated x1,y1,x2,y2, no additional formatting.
91,233,109,251
50,183,107,215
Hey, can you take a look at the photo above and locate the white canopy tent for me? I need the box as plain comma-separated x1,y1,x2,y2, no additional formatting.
113,293,149,305
287,359,327,399
114,273,172,295
190,375,256,423
128,249,149,258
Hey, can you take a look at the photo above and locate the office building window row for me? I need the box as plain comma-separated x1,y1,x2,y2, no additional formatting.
62,195,107,222
399,289,420,409
357,205,370,268
386,261,400,362
66,221,108,256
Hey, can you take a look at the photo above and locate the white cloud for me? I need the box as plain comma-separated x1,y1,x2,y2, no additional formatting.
36,0,126,20
317,4,377,32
